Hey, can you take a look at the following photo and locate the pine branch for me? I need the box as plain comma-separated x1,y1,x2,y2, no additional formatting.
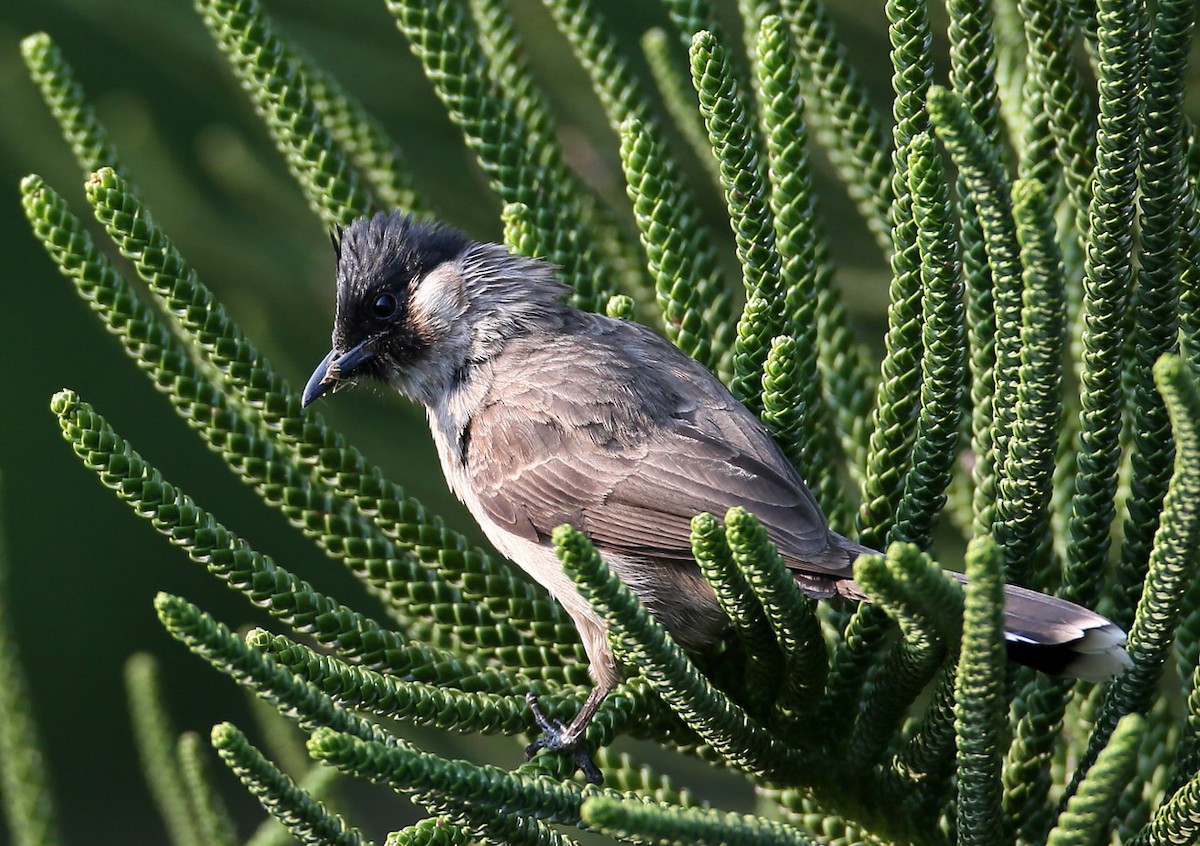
726,507,826,726
553,524,807,782
1061,0,1143,608
689,513,782,715
1067,355,1200,796
125,654,202,846
20,33,122,178
1047,715,1144,846
0,491,60,846
212,723,370,846
856,0,933,548
690,29,782,414
954,537,1008,846
49,388,547,685
195,0,375,226
641,27,724,189
245,629,611,739
892,131,965,550
618,118,723,370
177,732,238,846
308,727,602,827
755,15,847,521
1116,0,1193,629
581,794,814,846
927,86,1023,544
994,179,1066,587
776,0,894,254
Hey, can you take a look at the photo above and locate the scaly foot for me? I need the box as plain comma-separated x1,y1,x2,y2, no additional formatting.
524,692,603,784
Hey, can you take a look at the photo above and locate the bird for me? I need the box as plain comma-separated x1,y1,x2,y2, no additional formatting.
302,211,1130,782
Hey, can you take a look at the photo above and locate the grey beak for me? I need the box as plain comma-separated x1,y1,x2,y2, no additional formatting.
301,340,377,407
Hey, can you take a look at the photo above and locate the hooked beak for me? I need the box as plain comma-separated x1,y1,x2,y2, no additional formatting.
301,339,377,407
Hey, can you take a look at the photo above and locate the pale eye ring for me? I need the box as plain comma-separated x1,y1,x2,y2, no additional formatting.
371,292,398,320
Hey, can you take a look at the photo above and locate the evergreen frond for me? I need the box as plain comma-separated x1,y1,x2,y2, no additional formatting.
855,0,934,549
0,497,60,846
195,0,374,226
125,654,203,846
212,723,370,846
690,29,781,414
20,33,122,177
954,537,1007,846
581,794,813,846
1069,355,1200,794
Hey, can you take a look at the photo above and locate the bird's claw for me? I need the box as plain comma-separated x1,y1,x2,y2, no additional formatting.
524,692,603,785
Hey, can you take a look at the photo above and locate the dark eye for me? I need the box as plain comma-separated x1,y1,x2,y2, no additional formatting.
371,292,398,320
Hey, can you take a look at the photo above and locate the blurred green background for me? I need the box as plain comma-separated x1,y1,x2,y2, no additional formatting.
0,0,894,841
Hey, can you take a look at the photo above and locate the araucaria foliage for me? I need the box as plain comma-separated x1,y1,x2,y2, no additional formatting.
7,0,1200,844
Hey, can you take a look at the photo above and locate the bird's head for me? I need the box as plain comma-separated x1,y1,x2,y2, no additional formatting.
301,211,569,408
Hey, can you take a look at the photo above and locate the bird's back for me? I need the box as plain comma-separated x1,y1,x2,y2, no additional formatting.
461,311,853,581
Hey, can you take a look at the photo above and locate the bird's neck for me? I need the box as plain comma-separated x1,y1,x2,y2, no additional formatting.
455,243,576,360
423,358,491,491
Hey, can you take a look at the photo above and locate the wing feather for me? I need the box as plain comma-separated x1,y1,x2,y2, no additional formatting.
464,319,853,580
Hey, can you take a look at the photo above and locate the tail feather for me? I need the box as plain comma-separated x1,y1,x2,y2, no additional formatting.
987,579,1130,682
819,558,1130,682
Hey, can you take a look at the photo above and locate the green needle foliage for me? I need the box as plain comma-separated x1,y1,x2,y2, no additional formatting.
0,486,60,846
954,538,1007,846
211,723,369,846
1068,355,1200,797
995,178,1066,588
1117,0,1192,629
777,0,894,254
690,29,783,413
1061,0,1143,611
126,654,206,846
11,1,1200,844
618,117,723,369
19,34,120,178
178,732,238,846
1047,714,1145,846
892,131,965,550
194,0,376,227
856,0,934,550
581,794,813,846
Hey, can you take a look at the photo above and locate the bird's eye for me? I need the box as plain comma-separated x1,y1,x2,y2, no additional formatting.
371,292,398,320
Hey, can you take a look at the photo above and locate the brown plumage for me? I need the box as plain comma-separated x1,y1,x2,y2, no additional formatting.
303,212,1129,781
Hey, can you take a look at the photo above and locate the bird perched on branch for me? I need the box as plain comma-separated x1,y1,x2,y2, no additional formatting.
303,211,1129,782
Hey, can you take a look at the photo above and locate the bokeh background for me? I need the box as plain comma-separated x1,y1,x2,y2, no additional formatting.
0,1,896,841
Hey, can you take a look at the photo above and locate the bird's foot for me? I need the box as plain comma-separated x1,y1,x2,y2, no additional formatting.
524,692,603,785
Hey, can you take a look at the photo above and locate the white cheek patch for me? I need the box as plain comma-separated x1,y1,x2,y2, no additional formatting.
410,264,467,338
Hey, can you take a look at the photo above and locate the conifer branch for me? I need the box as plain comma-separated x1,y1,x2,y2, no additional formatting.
1061,0,1143,608
856,0,933,549
690,30,782,414
212,723,370,846
0,494,60,846
125,654,202,846
581,795,814,846
177,732,238,846
954,537,1007,846
1069,355,1200,795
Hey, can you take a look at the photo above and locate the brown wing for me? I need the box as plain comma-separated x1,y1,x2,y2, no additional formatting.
464,318,852,579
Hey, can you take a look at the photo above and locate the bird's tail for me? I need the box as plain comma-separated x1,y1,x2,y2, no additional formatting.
825,538,1130,682
971,577,1129,681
